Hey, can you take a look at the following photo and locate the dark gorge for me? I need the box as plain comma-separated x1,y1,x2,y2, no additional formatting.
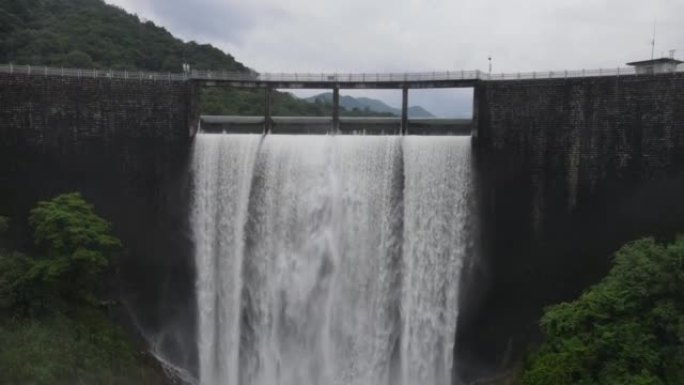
2,72,684,383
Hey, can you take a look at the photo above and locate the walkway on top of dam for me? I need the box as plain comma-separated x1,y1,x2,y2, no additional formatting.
3,63,680,89
199,70,481,89
190,67,664,89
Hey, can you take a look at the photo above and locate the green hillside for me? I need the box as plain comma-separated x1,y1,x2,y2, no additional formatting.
0,0,246,71
0,0,388,117
306,92,435,117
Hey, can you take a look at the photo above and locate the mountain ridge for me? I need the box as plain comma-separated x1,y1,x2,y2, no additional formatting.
305,92,435,118
0,0,390,117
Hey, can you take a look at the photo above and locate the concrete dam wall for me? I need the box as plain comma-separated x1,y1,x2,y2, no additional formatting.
457,73,684,380
2,72,684,381
0,73,200,372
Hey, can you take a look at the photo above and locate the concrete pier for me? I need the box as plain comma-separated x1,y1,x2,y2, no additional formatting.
332,87,340,133
401,87,409,135
264,87,273,134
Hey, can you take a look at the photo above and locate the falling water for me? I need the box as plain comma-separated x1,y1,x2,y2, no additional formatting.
191,134,471,385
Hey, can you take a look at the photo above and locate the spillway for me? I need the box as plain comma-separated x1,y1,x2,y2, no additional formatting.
191,134,472,385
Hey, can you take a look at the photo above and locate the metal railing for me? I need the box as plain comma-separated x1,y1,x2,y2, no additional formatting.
0,63,189,81
190,70,483,82
481,67,641,80
1,63,683,83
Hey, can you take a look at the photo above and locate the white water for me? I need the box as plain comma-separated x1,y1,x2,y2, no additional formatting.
191,134,471,385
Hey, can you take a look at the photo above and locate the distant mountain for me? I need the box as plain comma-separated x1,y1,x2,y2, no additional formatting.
305,93,435,118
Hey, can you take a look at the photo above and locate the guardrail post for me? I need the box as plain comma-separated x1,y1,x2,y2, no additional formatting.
617,67,620,76
332,86,340,134
401,87,409,136
564,70,568,78
27,65,31,75
264,87,273,135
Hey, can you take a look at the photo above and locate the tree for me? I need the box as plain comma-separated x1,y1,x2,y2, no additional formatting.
521,237,684,385
0,251,33,311
0,195,165,384
63,49,93,68
0,216,31,311
27,193,122,304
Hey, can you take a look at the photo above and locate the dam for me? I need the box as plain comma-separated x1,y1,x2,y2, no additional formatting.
2,64,684,384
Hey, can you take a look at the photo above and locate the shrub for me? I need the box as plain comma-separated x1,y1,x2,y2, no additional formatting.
522,237,684,385
27,193,122,304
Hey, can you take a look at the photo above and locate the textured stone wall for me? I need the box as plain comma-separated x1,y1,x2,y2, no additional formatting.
4,72,684,383
0,74,200,373
456,74,684,381
0,73,198,143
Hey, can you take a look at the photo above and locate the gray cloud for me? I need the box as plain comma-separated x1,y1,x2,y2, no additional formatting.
106,0,684,116
107,0,684,71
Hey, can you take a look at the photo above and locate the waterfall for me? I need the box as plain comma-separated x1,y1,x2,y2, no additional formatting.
191,134,472,385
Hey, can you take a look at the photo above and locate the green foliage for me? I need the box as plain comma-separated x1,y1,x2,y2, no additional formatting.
27,193,121,303
201,88,397,117
63,49,93,68
521,237,684,385
0,194,165,384
0,193,122,312
0,308,166,385
0,252,33,310
0,0,246,72
0,0,393,117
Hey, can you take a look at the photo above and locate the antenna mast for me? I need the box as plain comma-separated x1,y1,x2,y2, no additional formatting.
651,19,657,60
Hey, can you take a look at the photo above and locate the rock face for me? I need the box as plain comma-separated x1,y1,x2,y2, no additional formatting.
2,72,684,382
0,73,200,373
457,73,684,381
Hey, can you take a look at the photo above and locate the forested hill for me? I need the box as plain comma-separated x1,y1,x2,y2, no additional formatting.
0,0,247,72
0,0,392,116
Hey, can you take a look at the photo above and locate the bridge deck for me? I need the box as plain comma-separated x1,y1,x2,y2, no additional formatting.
199,79,477,89
3,64,682,87
196,72,481,89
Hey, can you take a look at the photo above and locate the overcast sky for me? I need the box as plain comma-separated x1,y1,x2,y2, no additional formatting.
105,0,684,117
